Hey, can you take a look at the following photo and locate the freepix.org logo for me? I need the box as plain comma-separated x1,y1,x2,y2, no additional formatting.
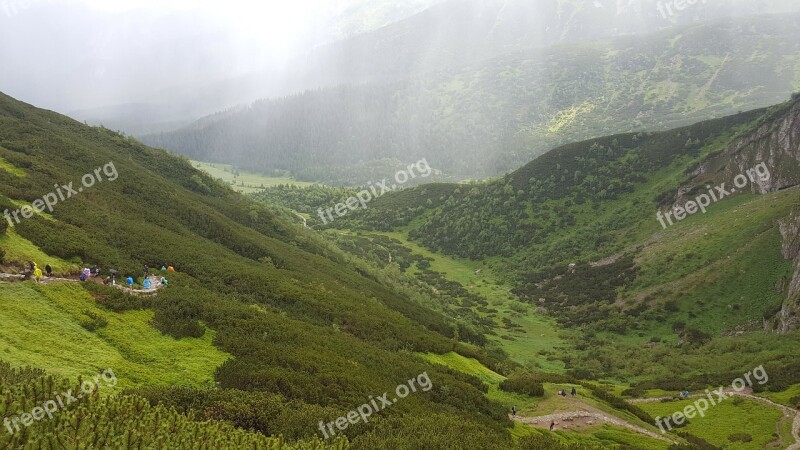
657,0,707,19
1,0,42,19
3,161,118,228
317,372,433,439
317,159,432,225
657,162,770,229
3,368,118,436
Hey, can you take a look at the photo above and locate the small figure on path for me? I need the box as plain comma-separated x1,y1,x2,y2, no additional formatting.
511,405,516,416
561,389,567,397
45,264,52,277
571,387,577,397
549,421,555,431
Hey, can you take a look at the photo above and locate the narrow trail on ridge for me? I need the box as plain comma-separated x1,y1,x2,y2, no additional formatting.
0,272,167,296
512,387,800,447
510,397,677,444
629,388,800,449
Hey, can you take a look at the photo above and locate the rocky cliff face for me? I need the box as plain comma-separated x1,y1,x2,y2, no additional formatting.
772,209,800,333
676,98,800,203
670,98,800,333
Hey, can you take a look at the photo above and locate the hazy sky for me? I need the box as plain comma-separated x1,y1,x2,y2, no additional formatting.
3,0,799,117
0,0,377,112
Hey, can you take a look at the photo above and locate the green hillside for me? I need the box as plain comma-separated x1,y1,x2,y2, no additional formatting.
252,95,800,448
3,90,800,448
0,92,518,448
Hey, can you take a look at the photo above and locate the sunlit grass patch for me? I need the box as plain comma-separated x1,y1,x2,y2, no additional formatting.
0,282,230,388
638,396,783,449
191,160,314,193
0,155,26,177
0,227,76,272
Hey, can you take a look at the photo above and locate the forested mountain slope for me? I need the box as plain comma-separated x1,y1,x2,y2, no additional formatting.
298,0,800,88
145,13,800,184
0,92,519,448
253,95,800,387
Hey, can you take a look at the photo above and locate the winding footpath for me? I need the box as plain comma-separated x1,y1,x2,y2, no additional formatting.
0,273,166,296
512,407,677,444
513,388,799,448
791,413,800,450
629,388,799,448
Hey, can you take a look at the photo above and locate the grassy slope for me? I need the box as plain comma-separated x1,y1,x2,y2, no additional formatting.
419,352,671,450
0,281,228,388
760,383,800,406
0,228,76,273
0,92,519,448
191,160,314,193
377,230,565,371
627,189,799,340
639,398,784,449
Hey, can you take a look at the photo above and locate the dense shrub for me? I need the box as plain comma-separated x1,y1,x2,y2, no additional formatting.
350,413,512,450
1,361,338,449
580,383,655,426
727,433,752,443
499,374,545,397
518,432,604,449
668,432,722,450
621,387,645,398
83,283,154,312
79,309,109,331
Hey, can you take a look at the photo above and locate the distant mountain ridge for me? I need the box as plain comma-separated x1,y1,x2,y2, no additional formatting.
74,0,800,139
144,13,800,184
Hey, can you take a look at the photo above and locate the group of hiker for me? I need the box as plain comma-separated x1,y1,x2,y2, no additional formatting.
104,264,175,289
560,387,577,397
24,260,175,290
510,386,578,431
24,261,51,282
677,389,691,400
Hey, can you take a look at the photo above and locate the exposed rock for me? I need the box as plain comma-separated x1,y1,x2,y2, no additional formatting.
772,208,800,333
666,98,800,332
673,99,800,205
590,254,622,267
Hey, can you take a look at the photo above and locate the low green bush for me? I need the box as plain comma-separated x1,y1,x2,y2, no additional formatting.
79,309,108,331
728,433,752,443
499,374,545,397
580,383,655,426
